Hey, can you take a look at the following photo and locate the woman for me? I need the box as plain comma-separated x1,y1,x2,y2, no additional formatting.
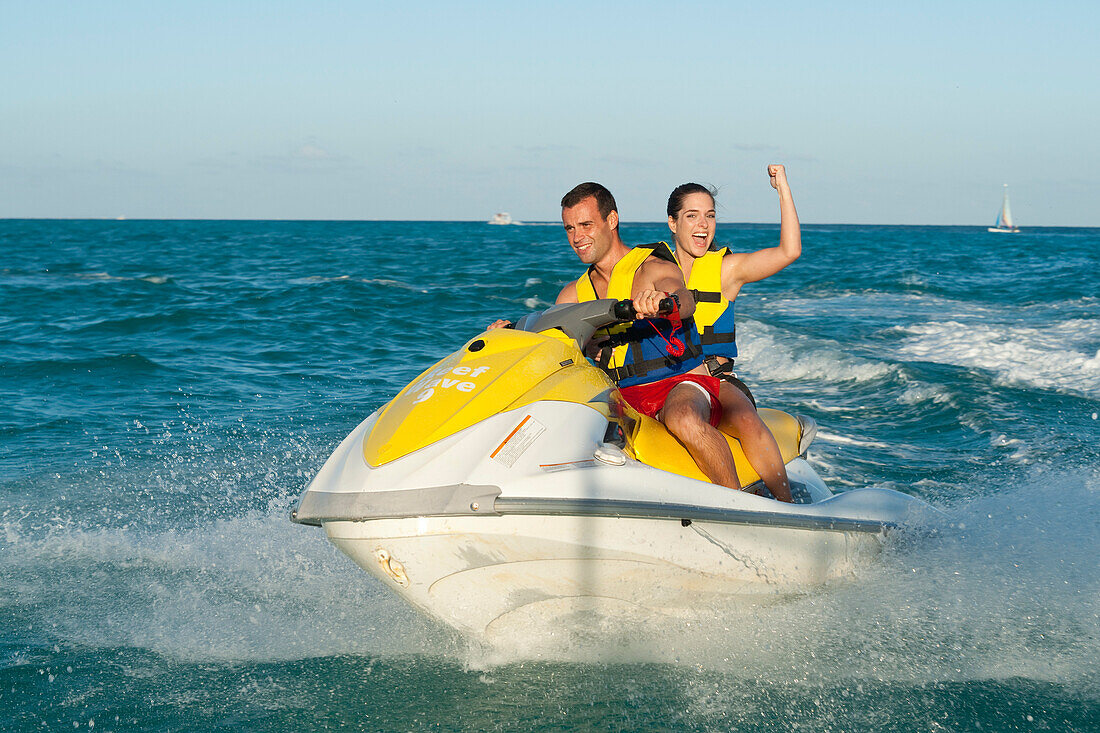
667,165,801,502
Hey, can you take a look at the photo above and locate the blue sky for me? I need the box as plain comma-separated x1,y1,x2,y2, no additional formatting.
2,1,1097,224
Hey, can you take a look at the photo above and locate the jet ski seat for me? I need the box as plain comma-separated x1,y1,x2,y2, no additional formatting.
620,405,808,487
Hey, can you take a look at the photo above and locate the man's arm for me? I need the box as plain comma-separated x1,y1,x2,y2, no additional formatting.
723,164,801,289
633,259,695,318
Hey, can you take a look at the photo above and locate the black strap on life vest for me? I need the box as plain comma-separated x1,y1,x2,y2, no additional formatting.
699,324,736,345
605,353,685,383
689,288,733,345
690,288,722,304
705,356,734,376
704,357,756,407
597,325,703,383
646,241,677,263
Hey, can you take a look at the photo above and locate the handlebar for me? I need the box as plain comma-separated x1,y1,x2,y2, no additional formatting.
612,297,676,322
507,296,679,346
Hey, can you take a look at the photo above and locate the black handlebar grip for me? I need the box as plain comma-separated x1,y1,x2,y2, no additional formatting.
613,300,637,321
614,297,676,321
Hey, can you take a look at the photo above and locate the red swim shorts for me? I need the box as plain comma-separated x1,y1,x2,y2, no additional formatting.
618,373,723,427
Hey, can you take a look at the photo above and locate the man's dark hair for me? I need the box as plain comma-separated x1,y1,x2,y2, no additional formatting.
667,182,717,219
561,182,618,224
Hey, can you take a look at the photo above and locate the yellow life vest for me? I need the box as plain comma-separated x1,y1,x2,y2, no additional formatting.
682,247,738,359
575,243,702,386
576,243,652,302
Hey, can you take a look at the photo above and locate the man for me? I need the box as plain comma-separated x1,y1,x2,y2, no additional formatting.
498,182,746,491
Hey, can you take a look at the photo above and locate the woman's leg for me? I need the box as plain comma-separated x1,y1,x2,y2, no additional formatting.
717,383,793,502
660,383,741,490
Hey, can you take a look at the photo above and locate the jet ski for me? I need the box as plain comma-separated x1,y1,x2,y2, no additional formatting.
292,299,939,640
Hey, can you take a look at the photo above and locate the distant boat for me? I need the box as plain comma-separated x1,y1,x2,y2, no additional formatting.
488,212,514,225
988,184,1020,233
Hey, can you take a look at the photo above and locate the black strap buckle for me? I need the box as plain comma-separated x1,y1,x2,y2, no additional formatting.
705,356,735,376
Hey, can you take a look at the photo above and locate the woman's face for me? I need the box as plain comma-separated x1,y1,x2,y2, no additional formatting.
668,191,716,257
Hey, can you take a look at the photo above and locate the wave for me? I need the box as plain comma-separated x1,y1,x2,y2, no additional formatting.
292,274,353,283
761,290,1099,325
0,417,81,438
72,272,173,285
814,430,891,448
736,321,897,385
296,277,551,296
896,379,957,404
894,319,1100,397
1,352,163,377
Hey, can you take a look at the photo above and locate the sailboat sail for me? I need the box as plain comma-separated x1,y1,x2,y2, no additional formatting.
1000,187,1014,229
989,184,1019,232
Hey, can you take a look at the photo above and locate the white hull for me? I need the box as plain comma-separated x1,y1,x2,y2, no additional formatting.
327,511,880,638
987,227,1020,233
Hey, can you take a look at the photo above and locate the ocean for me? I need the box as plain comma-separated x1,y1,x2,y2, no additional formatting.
2,219,1098,731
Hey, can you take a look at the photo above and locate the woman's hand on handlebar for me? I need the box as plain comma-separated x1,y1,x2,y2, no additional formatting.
487,319,513,330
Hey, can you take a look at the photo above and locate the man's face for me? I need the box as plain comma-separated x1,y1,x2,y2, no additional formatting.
562,196,618,264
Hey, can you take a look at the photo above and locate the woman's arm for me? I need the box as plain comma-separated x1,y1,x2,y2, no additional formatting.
723,164,801,289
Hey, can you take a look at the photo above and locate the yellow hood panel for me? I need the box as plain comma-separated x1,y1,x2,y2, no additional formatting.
363,329,596,467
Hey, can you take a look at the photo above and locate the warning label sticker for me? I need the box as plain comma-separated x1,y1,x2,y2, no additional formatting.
490,415,546,468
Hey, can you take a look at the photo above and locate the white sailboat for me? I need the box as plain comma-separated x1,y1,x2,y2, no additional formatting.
988,184,1020,233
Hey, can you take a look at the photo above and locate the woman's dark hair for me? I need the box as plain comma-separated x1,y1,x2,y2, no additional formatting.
667,182,717,219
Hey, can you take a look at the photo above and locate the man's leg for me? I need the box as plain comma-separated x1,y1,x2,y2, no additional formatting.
716,384,793,502
660,383,740,490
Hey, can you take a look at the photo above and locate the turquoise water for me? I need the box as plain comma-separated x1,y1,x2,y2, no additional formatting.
2,220,1098,731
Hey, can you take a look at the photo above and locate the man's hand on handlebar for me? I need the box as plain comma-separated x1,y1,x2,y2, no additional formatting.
632,289,673,318
487,319,513,330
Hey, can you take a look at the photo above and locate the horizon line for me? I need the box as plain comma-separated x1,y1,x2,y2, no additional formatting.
1,217,1094,229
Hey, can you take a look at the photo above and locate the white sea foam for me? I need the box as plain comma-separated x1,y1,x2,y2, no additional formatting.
895,319,1100,396
7,466,1099,693
2,511,456,663
358,277,429,293
75,272,126,281
760,291,989,322
295,274,351,283
71,271,170,284
813,430,891,449
799,399,850,413
897,378,957,406
737,321,896,385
